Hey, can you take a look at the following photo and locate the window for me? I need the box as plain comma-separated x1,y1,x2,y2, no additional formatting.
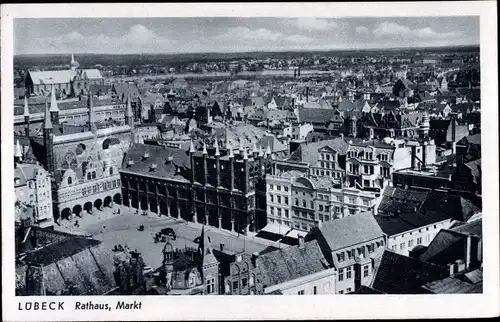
67,177,72,185
363,265,369,277
347,250,353,259
363,199,369,206
284,197,289,205
338,252,345,262
324,215,330,221
242,278,248,288
277,185,281,191
250,275,255,286
277,208,282,217
110,167,114,175
232,280,239,290
295,199,299,206
277,196,281,204
338,269,344,281
319,205,324,211
284,187,289,192
310,201,314,209
269,207,274,216
270,195,274,203
87,173,91,180
298,290,305,295
400,242,406,250
346,287,352,293
302,200,306,208
269,184,273,190
408,240,414,248
206,278,215,294
346,266,352,279
313,286,317,294
285,210,289,218
417,237,422,245
325,206,330,212
92,171,96,179
339,290,344,294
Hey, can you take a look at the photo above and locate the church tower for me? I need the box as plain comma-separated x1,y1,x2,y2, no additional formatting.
43,98,55,173
70,53,80,72
125,93,134,129
198,226,219,295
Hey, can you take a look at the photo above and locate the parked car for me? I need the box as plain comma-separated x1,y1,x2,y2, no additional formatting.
160,227,176,240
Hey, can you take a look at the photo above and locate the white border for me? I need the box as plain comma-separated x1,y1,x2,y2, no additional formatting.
1,2,498,321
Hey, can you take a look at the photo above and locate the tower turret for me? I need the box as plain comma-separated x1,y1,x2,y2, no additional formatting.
126,93,134,129
49,84,60,125
198,226,219,294
162,236,175,273
43,98,54,173
70,53,79,71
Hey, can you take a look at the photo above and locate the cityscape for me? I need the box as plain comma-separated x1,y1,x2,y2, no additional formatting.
13,16,483,296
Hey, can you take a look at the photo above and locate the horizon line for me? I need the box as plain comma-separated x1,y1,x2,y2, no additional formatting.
14,44,480,57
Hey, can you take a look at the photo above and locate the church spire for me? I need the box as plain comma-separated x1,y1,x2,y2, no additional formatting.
70,53,79,71
15,139,23,159
43,98,53,129
49,84,59,112
23,96,30,117
214,138,220,156
199,225,218,267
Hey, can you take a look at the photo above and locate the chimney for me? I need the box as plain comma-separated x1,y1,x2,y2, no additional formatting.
298,235,304,247
448,262,456,276
411,145,416,169
220,242,225,252
465,235,472,270
456,259,466,272
451,119,456,143
422,142,427,170
251,252,259,268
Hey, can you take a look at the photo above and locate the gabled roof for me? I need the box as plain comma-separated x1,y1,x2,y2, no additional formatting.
297,107,335,123
288,137,349,166
312,211,384,252
371,250,448,294
257,240,329,288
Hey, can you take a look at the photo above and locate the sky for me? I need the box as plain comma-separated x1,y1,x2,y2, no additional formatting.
14,17,479,55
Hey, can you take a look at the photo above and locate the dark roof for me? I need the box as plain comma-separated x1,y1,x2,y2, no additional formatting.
297,107,335,123
422,271,483,293
21,234,101,266
451,218,482,237
371,250,448,294
351,285,385,294
121,143,191,181
257,240,329,288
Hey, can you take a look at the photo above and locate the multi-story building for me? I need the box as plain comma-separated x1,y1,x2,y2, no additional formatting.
305,212,386,294
374,186,481,256
14,160,54,228
18,88,134,222
119,140,273,234
266,171,381,233
345,138,436,189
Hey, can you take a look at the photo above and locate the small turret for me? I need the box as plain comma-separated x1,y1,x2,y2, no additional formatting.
214,138,220,156
202,141,208,155
265,144,272,156
227,141,234,158
70,53,79,71
43,98,53,130
15,139,23,160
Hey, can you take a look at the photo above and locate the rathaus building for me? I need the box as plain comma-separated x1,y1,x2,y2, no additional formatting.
119,141,274,234
16,85,134,223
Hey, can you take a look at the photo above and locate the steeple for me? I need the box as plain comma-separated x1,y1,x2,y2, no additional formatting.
43,98,53,129
70,53,79,71
49,84,59,112
126,93,134,128
23,96,30,117
199,226,218,267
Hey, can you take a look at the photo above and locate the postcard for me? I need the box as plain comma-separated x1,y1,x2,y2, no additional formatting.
1,2,498,321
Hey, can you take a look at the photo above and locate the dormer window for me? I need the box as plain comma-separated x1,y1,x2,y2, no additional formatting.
127,160,135,167
143,152,150,159
150,163,157,171
109,167,113,175
68,177,72,185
